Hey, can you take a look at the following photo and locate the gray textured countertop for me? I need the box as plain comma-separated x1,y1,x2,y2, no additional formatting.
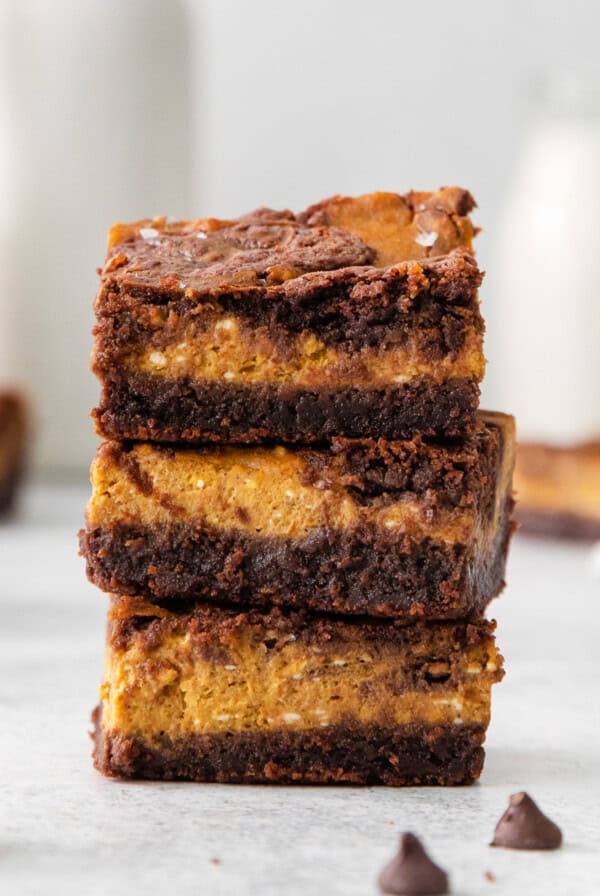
1,484,599,895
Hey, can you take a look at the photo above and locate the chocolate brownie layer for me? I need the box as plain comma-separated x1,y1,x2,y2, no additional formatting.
93,598,502,785
93,714,486,786
94,375,480,444
81,412,516,618
92,189,484,443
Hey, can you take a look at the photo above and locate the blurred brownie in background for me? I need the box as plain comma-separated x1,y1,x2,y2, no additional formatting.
514,441,600,540
0,390,28,516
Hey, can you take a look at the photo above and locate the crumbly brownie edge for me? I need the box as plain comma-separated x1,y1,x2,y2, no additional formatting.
79,495,513,617
92,377,480,444
516,508,600,542
92,707,486,786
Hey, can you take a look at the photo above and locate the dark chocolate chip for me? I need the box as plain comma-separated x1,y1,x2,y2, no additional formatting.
378,832,449,895
491,792,562,850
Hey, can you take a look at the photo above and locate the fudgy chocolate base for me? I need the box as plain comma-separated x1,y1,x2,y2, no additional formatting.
80,497,514,620
517,508,600,542
92,707,486,786
93,376,479,444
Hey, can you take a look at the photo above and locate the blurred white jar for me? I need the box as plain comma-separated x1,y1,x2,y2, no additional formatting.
0,0,192,474
494,77,600,444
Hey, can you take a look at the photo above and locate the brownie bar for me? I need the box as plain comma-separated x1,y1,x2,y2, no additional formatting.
0,390,27,516
93,596,503,785
514,440,600,540
92,188,485,444
80,411,515,619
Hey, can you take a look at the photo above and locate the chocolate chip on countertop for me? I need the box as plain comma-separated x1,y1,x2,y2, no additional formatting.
378,832,449,895
491,792,562,850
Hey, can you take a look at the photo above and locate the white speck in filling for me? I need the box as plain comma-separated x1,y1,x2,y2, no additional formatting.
291,673,302,680
287,634,296,642
384,520,398,529
331,659,347,667
282,713,302,723
214,714,231,721
433,698,464,712
196,231,208,239
215,318,234,331
392,374,408,383
466,664,481,675
224,665,237,671
149,351,166,367
223,371,235,380
285,490,295,499
140,227,159,240
415,230,438,248
452,717,464,726
196,479,205,488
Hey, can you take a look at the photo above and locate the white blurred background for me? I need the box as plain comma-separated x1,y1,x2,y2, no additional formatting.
1,0,599,476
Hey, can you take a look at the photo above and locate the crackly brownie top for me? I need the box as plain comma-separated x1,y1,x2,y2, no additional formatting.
100,187,476,295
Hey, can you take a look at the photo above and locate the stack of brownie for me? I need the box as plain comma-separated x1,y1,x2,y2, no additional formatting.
81,188,515,785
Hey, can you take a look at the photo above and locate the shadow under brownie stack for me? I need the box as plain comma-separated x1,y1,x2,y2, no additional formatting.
81,188,516,785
